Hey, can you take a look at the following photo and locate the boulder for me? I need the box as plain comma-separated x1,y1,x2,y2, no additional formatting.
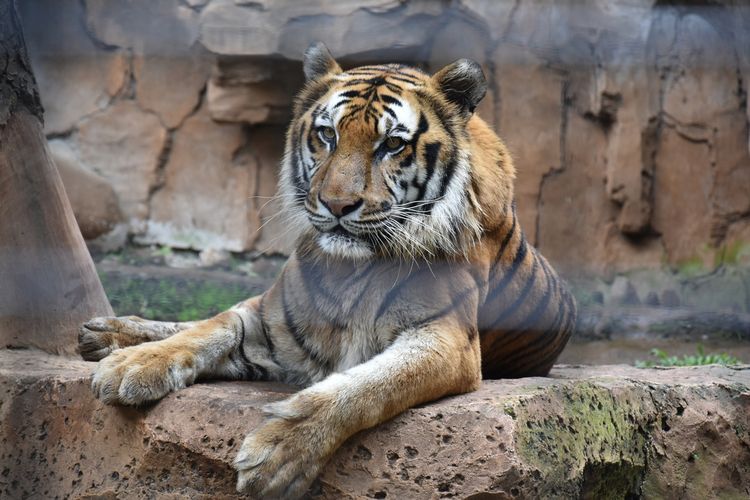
609,276,640,306
85,0,199,55
644,291,660,307
49,140,124,240
660,289,681,309
133,47,212,129
1,350,749,499
74,101,167,224
136,103,257,252
199,0,444,60
207,67,297,125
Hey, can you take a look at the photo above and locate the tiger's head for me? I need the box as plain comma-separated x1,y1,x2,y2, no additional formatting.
281,42,512,261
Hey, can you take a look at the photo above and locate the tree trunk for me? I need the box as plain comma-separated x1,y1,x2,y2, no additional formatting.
0,0,113,355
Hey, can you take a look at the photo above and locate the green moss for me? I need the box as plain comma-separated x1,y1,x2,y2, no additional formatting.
153,245,173,258
635,345,742,368
673,241,750,278
714,241,750,267
99,271,263,321
676,256,706,278
512,383,649,498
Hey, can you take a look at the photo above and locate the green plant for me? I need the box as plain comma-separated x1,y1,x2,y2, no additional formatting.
675,256,705,278
152,245,173,258
99,271,260,322
635,345,742,368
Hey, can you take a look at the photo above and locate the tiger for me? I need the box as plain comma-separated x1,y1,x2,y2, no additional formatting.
78,42,577,498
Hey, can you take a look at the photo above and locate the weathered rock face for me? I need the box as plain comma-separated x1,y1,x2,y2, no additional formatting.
19,0,129,135
19,1,750,279
75,101,168,225
50,140,124,240
1,350,748,499
207,59,303,125
136,103,258,251
134,48,212,129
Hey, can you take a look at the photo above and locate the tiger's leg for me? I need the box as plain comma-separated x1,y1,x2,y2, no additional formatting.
90,297,273,405
79,316,197,361
234,317,481,499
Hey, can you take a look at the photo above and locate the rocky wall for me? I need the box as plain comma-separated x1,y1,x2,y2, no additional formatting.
19,0,750,277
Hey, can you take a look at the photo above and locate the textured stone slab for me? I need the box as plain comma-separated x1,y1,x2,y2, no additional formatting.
20,0,129,134
50,139,124,240
85,0,199,55
199,0,444,59
75,101,167,224
1,350,748,499
134,48,212,129
137,103,257,252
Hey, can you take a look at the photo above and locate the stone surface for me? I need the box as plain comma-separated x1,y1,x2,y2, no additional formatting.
651,124,714,267
712,113,750,225
574,304,750,344
535,113,603,274
133,47,212,129
680,266,750,314
609,276,640,306
207,58,301,125
74,101,167,224
245,126,298,255
661,289,681,309
660,13,740,126
138,104,257,252
85,0,199,55
207,74,292,125
200,0,445,60
1,349,749,499
493,45,564,245
50,140,124,240
19,0,129,134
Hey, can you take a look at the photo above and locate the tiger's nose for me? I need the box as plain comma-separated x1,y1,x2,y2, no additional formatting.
319,195,363,218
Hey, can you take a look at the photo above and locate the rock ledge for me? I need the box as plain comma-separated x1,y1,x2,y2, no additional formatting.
1,350,748,499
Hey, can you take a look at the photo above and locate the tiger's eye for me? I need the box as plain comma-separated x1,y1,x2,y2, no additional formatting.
320,126,336,140
385,136,404,150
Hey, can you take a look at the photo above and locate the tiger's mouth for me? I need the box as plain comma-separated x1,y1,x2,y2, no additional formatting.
311,222,359,239
316,223,374,259
327,225,354,237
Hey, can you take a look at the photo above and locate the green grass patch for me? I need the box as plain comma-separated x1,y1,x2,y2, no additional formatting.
635,345,742,368
99,271,263,322
714,241,750,267
675,256,706,278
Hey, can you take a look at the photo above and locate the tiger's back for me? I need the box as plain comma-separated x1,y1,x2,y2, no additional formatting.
455,114,577,378
477,203,577,378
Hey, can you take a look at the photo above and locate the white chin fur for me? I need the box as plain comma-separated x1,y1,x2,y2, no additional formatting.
318,233,374,260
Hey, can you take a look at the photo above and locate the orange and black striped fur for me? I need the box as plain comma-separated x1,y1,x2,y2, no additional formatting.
79,42,576,498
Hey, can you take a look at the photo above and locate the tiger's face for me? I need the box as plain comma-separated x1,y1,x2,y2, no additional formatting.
281,43,488,260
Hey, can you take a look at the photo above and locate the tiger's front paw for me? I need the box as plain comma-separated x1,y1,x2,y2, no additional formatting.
234,394,339,499
78,316,148,361
91,342,196,406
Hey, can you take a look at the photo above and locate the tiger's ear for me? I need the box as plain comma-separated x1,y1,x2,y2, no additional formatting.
432,59,487,116
303,42,342,82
